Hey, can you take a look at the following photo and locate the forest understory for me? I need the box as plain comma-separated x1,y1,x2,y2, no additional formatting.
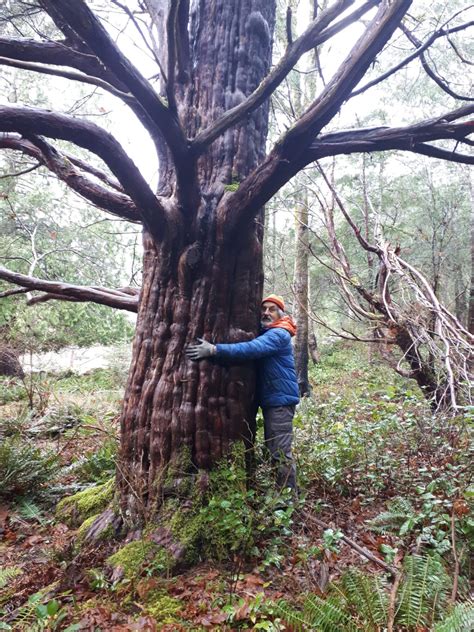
0,343,472,631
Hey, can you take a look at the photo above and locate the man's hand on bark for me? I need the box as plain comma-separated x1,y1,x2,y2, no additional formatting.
185,338,216,360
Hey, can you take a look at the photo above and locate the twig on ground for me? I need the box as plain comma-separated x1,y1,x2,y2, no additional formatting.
302,510,397,576
387,568,402,632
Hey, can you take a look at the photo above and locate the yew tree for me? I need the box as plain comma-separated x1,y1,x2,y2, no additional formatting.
0,0,473,524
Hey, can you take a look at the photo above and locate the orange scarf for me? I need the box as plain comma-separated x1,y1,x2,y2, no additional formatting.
267,316,297,337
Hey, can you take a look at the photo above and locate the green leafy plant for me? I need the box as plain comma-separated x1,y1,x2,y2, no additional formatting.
76,439,117,483
0,437,59,499
0,567,22,589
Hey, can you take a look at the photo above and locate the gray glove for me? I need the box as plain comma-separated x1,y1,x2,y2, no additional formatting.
185,338,217,360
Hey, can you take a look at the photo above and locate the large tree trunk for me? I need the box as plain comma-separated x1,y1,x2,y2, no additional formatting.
118,0,275,523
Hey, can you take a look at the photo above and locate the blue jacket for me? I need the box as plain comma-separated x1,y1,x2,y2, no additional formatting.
216,327,299,408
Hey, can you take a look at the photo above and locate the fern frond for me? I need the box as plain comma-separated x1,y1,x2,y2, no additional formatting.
275,600,309,632
0,566,22,589
433,599,474,632
302,594,355,632
9,591,44,629
370,497,416,533
16,499,43,522
340,568,388,627
396,553,450,628
276,594,355,632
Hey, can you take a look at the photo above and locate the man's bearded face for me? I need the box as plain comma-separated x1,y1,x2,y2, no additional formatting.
261,301,280,328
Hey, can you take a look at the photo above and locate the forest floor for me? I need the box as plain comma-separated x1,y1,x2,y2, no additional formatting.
0,343,472,631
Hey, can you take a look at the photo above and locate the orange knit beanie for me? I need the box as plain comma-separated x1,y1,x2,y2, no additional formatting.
261,294,285,311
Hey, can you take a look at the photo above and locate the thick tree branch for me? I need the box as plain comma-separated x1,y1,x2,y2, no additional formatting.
39,0,188,163
191,0,377,154
305,105,474,163
221,0,412,237
0,266,138,312
0,37,121,83
0,134,141,223
0,133,124,192
0,36,168,153
0,105,168,235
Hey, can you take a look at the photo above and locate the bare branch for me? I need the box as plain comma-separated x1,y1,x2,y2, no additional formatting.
0,287,29,299
39,0,188,162
351,18,474,98
0,133,124,192
400,23,474,102
305,105,474,164
26,135,142,222
0,160,40,179
0,37,123,84
0,265,138,312
0,55,134,102
0,105,168,234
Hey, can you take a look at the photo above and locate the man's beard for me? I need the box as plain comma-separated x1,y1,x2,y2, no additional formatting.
261,318,272,328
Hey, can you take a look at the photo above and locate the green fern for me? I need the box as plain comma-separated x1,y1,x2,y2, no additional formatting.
276,553,462,632
16,499,43,523
396,553,450,628
433,599,474,632
340,568,388,627
7,591,44,630
276,594,355,632
0,567,22,590
303,594,356,631
370,497,418,534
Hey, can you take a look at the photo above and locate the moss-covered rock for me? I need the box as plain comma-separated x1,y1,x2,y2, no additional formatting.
56,478,115,527
77,513,100,543
107,540,156,579
106,538,177,580
145,591,182,625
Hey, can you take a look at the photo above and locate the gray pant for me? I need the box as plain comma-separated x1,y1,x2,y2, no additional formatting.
262,405,297,491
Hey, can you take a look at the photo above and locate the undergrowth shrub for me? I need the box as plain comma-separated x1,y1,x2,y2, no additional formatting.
0,377,28,405
277,552,472,631
76,439,117,483
295,349,470,502
0,436,59,499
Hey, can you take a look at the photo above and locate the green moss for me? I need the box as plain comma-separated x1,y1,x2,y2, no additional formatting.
166,501,203,565
107,540,156,579
56,478,114,527
107,540,177,580
224,181,240,192
77,513,99,543
145,591,182,624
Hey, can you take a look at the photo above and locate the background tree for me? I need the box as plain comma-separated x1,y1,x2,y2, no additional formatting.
0,0,472,526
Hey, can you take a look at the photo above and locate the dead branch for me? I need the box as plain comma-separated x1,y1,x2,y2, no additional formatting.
310,177,473,412
0,55,134,102
0,266,139,312
223,0,412,237
38,0,188,161
400,23,474,102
